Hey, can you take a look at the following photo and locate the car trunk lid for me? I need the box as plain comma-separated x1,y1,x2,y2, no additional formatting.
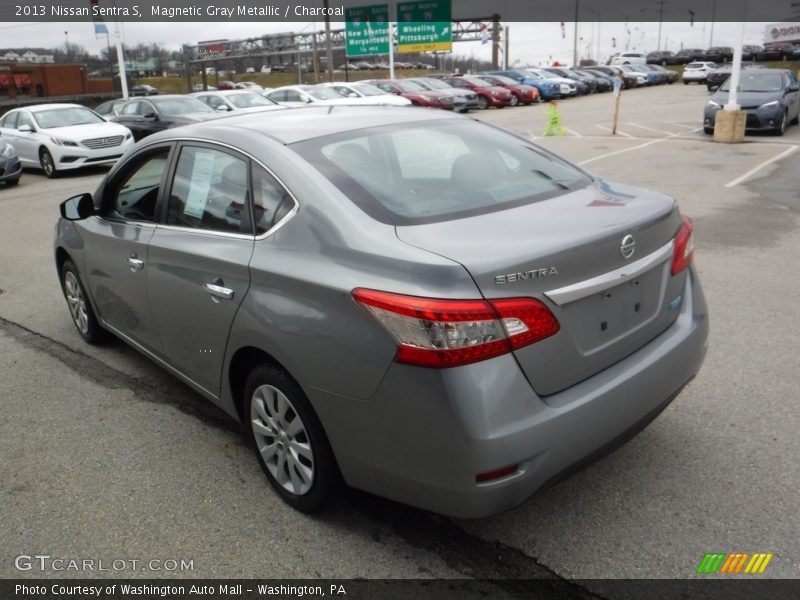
395,179,688,396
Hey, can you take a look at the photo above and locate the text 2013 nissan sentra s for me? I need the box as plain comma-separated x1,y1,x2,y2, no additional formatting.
55,106,708,518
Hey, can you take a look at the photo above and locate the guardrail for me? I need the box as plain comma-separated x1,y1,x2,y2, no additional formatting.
0,92,117,112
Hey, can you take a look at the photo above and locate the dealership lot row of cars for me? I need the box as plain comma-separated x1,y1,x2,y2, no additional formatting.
615,42,800,66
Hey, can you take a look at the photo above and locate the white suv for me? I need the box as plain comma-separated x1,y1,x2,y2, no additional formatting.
610,52,647,65
682,62,717,84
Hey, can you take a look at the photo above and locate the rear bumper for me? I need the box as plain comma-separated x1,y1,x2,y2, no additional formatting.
310,267,708,518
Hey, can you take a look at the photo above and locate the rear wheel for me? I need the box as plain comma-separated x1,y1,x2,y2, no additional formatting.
509,93,520,107
790,112,799,126
245,363,341,513
40,148,56,178
704,127,714,135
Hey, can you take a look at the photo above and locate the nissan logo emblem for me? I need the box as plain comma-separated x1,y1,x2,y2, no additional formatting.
620,234,636,259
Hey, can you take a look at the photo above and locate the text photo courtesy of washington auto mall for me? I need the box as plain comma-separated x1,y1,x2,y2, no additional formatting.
1,0,799,598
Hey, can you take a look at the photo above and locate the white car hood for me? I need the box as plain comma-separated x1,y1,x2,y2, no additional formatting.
41,121,130,142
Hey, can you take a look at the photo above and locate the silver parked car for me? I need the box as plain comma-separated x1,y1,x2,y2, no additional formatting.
54,107,708,518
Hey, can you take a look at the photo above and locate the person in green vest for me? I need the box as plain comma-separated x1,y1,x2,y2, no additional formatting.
544,100,565,136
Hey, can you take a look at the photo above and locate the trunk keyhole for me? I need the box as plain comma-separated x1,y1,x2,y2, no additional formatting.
634,302,641,312
600,321,608,331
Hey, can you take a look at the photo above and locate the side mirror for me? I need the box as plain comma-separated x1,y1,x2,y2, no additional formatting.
305,97,313,103
18,124,33,133
60,193,94,221
143,112,158,120
788,83,800,92
216,105,231,112
348,92,359,98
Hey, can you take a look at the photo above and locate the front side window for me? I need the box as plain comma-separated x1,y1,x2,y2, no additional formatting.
110,149,170,222
167,146,249,234
294,120,590,225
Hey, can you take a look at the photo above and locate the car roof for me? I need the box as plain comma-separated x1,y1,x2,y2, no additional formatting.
150,105,463,145
18,103,85,113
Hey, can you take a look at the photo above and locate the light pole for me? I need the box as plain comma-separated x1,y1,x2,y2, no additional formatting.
64,31,70,62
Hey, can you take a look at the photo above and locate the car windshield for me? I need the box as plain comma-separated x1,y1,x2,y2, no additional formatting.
33,107,104,128
395,80,426,92
521,71,544,80
227,92,274,108
352,83,386,96
152,97,214,115
720,72,784,92
464,77,492,86
307,87,345,100
293,119,591,225
485,75,516,85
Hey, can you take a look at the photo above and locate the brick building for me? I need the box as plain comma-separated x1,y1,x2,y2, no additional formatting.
0,62,112,103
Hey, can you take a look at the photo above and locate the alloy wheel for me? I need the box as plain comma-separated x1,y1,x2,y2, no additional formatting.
40,150,55,178
250,384,314,495
64,271,89,335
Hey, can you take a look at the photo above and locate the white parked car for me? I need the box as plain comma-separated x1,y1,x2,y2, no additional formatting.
265,85,358,107
682,62,717,84
234,81,264,92
319,82,412,106
0,103,133,178
193,83,217,91
610,52,647,65
190,90,284,113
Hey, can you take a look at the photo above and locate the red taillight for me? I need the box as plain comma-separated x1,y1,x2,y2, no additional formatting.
671,216,694,276
352,289,560,368
476,464,518,483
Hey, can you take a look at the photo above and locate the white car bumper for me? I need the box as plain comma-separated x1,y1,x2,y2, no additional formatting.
52,136,134,170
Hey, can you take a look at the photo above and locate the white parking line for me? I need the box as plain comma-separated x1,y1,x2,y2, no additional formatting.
578,129,701,166
627,122,676,136
595,124,635,138
665,121,699,131
723,145,798,188
564,128,583,137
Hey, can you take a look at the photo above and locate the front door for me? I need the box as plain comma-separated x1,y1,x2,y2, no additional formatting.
146,143,254,396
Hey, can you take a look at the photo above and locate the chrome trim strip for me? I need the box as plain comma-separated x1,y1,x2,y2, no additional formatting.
154,223,255,240
100,320,219,402
544,241,674,306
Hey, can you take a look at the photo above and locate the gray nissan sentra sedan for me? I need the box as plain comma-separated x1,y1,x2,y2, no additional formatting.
54,106,708,518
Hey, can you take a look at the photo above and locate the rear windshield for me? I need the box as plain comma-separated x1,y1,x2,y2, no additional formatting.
291,119,591,225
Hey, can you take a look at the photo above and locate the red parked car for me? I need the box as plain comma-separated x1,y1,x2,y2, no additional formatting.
217,80,237,90
476,74,539,105
440,75,512,109
369,80,455,110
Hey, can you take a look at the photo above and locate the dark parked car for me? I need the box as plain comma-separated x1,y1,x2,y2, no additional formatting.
94,99,127,117
54,105,708,518
705,47,734,63
704,69,800,135
759,42,797,61
646,51,678,65
706,63,765,91
476,74,540,104
586,66,639,89
110,95,221,141
574,69,613,92
0,139,22,187
130,84,159,96
742,45,764,61
644,64,679,84
674,48,706,64
542,67,593,94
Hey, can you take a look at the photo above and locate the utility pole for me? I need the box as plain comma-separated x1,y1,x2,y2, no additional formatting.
572,1,580,66
709,0,717,46
504,26,509,70
323,0,334,81
491,14,501,69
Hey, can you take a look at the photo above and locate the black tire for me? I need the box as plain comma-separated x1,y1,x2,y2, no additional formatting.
704,127,714,135
245,362,341,513
476,95,489,110
40,148,57,178
775,111,788,136
6,177,20,186
683,80,688,85
508,93,520,107
60,259,105,344
790,112,799,126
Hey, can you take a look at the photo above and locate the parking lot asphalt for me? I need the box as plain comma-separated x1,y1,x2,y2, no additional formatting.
1,84,798,586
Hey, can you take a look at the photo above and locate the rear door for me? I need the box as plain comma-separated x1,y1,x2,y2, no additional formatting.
145,142,254,396
81,144,174,353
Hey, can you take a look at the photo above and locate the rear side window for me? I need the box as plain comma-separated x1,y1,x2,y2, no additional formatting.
167,146,249,234
293,120,590,225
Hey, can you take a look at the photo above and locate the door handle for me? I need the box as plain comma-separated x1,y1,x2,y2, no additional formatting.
127,256,144,271
203,282,234,301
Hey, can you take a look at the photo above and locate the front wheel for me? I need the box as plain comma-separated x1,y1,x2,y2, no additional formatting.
476,95,489,110
6,177,20,186
704,127,714,135
40,148,57,178
776,111,788,136
61,259,105,343
509,93,520,107
246,363,341,513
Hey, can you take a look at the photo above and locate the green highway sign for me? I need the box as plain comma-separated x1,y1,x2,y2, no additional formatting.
396,0,452,53
345,4,390,57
